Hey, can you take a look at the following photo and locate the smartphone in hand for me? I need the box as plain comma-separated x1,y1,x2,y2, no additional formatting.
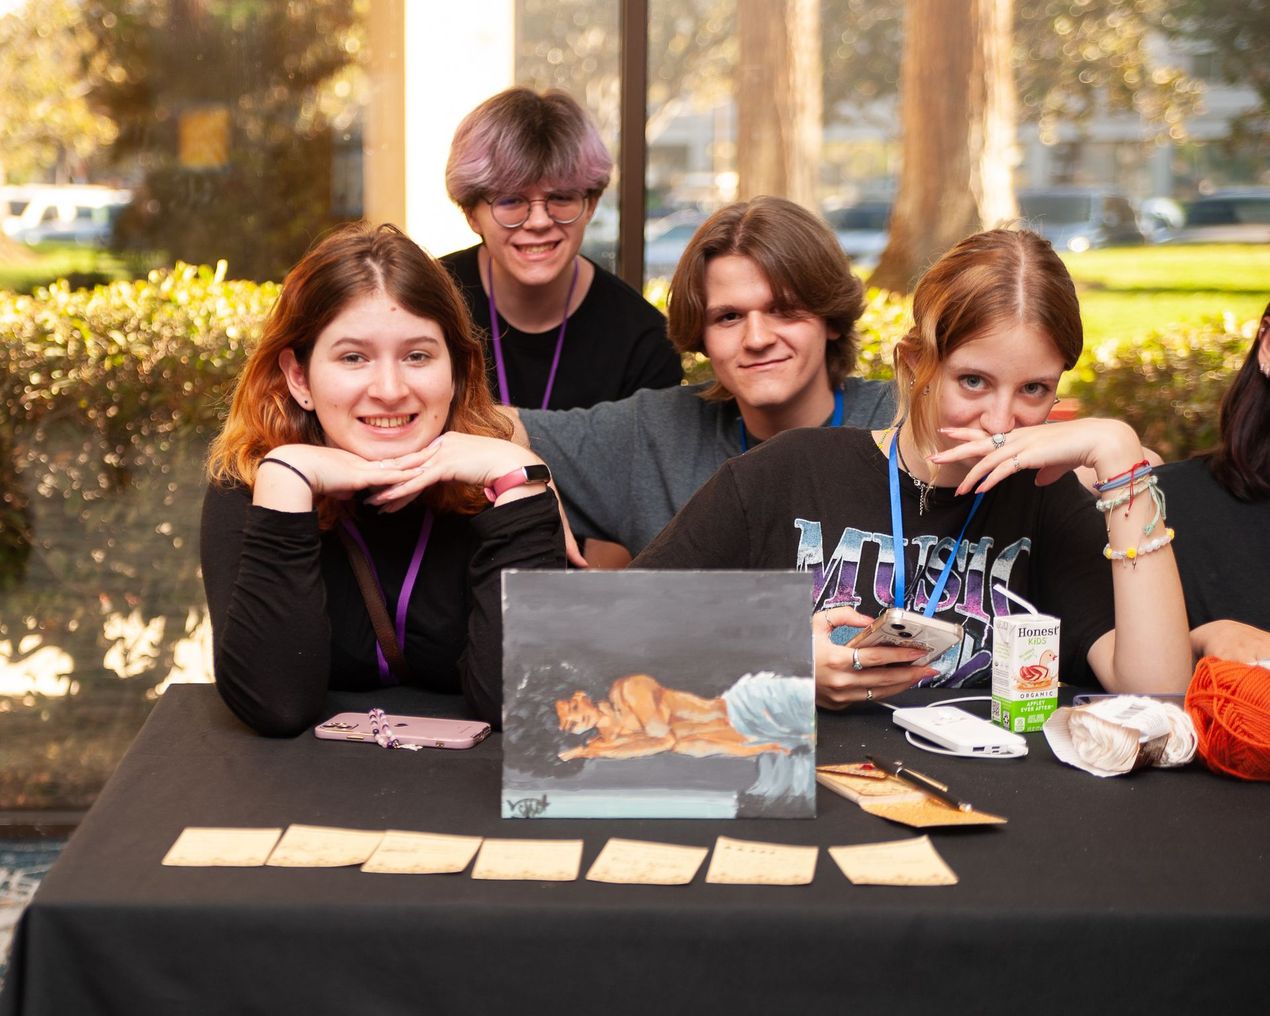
854,607,963,667
314,712,491,749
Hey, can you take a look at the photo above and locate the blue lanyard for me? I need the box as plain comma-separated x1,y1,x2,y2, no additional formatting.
738,386,843,452
888,434,983,615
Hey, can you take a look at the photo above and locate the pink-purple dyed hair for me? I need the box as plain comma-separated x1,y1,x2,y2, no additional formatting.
445,87,612,210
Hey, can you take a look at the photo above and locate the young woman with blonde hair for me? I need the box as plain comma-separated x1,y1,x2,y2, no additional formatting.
202,223,563,735
634,228,1192,708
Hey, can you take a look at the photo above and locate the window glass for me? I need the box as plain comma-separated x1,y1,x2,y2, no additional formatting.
1018,193,1094,224
515,0,621,272
1,0,368,813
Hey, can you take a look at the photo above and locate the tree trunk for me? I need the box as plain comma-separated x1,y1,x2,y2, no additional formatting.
736,0,821,211
975,0,1019,230
870,0,1017,293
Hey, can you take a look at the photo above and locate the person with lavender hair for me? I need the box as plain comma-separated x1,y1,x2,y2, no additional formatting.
440,87,681,414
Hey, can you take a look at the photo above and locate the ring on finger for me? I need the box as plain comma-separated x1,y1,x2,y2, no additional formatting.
851,648,864,672
865,688,873,702
1012,454,1022,473
991,432,1007,450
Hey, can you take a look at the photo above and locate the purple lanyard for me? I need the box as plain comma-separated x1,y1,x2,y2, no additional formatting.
340,509,433,685
486,254,579,409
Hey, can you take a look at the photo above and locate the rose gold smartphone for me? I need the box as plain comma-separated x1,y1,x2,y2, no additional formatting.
314,712,491,749
854,608,964,667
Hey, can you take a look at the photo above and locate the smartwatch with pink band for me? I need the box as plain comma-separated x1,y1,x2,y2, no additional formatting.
484,463,551,503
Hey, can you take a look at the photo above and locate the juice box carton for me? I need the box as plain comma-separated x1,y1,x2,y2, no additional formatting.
991,613,1060,733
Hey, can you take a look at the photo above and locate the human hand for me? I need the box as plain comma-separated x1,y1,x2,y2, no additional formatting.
1190,620,1270,667
366,433,549,511
252,444,425,511
930,418,1144,496
812,605,937,709
559,499,588,568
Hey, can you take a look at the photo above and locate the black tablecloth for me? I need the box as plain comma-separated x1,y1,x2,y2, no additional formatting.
3,684,1269,1016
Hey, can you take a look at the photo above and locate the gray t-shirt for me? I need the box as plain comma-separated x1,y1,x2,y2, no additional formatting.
521,378,896,554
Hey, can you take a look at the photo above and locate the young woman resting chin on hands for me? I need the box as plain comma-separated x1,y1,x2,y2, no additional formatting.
201,223,564,737
633,228,1192,709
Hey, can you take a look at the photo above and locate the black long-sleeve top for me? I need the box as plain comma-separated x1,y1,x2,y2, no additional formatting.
200,484,564,735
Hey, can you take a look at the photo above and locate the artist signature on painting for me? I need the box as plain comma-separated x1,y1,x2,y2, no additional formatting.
506,795,550,818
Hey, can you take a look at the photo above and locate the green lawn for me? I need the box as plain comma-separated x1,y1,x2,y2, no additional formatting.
0,242,133,294
1060,244,1268,343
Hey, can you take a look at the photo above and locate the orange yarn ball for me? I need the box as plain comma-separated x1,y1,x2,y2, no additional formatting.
1186,657,1270,781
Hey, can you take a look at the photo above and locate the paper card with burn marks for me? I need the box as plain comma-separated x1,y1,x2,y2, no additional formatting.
501,570,816,818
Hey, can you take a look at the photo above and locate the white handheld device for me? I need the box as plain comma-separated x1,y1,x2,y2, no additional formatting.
892,705,1028,757
854,608,963,667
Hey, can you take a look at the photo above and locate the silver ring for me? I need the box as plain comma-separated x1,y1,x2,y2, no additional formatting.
866,688,873,702
852,648,864,672
991,432,1007,449
1012,455,1022,473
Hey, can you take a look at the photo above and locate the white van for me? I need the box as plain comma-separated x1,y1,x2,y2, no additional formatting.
1,184,132,246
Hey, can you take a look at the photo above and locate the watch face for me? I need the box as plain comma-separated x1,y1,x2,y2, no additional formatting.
523,463,551,484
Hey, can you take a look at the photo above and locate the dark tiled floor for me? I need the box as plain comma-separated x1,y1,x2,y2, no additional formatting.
0,838,68,991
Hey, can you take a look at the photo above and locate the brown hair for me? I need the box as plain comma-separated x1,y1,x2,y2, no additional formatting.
666,196,865,401
207,222,510,524
894,228,1083,457
1206,302,1270,501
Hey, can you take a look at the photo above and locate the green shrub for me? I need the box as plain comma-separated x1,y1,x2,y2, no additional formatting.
0,262,277,585
1064,311,1257,461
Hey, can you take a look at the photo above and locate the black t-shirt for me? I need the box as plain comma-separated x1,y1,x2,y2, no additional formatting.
634,427,1114,688
200,484,564,734
1156,456,1270,631
441,244,681,410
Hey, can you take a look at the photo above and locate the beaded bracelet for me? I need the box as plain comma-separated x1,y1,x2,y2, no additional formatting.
1103,527,1175,563
368,707,421,751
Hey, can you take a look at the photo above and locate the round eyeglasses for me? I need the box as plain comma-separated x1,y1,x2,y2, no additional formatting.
486,192,587,229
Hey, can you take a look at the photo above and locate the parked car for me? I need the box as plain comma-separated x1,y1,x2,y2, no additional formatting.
643,213,706,279
1016,188,1144,252
1,188,32,223
1,184,132,247
1139,196,1185,242
1160,189,1270,245
826,200,892,268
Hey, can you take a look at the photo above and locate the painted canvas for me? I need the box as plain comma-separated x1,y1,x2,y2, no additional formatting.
501,570,816,819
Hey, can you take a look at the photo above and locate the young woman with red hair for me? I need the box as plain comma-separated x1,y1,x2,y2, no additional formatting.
202,223,563,735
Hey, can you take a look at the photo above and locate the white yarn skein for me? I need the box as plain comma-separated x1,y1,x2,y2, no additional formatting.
1157,702,1197,767
1067,711,1143,774
1068,697,1196,773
